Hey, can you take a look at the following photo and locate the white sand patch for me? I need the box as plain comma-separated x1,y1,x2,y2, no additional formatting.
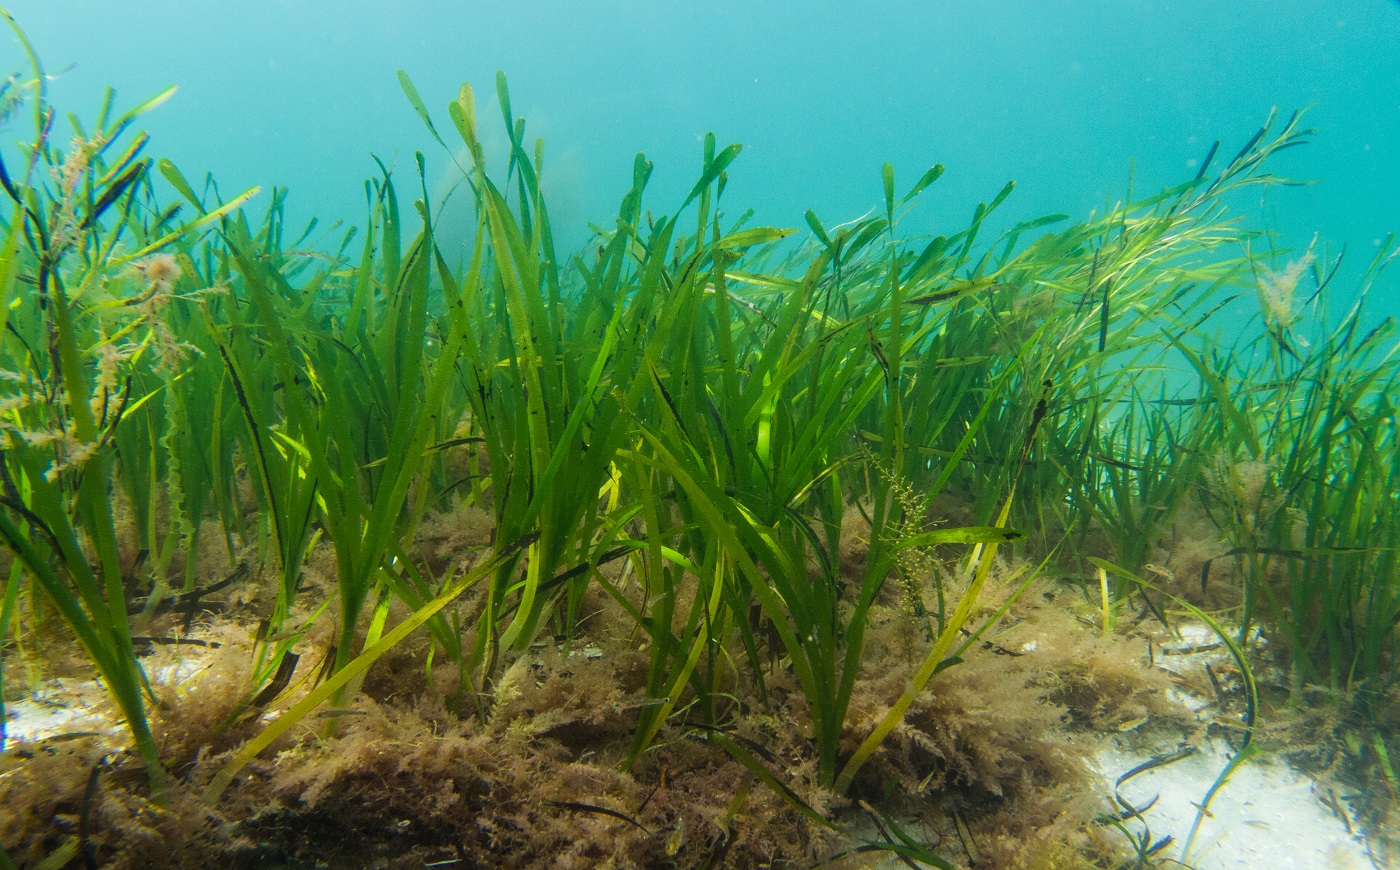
2,677,118,746
2,638,221,749
1093,740,1374,868
1087,617,1379,869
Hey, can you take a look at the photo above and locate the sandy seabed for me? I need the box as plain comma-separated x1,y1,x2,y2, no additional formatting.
0,504,1389,868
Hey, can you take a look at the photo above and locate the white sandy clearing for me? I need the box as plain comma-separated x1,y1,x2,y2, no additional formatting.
2,677,118,746
1081,619,1379,869
1093,739,1375,869
2,642,219,748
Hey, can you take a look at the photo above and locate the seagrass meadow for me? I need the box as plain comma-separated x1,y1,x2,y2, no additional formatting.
2,14,1400,870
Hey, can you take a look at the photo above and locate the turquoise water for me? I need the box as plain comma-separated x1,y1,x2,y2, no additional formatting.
4,0,1398,307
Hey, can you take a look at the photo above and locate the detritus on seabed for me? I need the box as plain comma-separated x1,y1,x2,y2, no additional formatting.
6,539,1326,870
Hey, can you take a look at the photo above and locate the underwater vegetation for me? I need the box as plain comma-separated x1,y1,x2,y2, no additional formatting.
2,11,1399,869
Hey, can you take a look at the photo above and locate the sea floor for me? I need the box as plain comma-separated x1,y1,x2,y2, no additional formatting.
2,597,1385,869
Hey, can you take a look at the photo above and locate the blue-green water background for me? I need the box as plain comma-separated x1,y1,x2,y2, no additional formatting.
4,0,1398,312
